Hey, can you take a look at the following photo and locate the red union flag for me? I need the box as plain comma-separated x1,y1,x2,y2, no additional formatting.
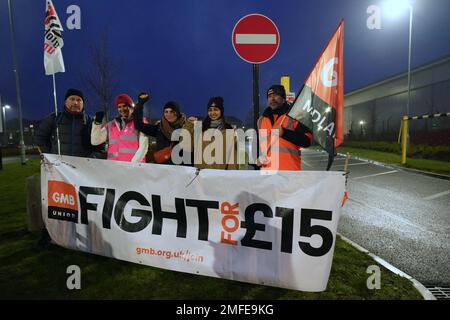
44,0,65,75
289,20,344,156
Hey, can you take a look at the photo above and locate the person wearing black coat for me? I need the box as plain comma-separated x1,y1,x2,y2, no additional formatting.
134,93,193,165
35,88,96,247
35,88,94,158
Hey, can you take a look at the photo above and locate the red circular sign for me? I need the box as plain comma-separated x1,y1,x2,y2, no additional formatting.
232,14,280,64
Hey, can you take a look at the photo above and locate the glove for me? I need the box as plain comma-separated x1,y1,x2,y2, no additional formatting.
95,111,105,124
137,92,150,105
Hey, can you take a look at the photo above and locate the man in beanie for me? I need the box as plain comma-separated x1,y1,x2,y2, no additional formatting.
35,88,94,247
35,88,94,157
91,93,148,163
256,85,312,171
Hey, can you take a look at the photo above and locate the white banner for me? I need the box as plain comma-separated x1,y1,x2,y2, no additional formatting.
44,0,65,75
41,154,346,292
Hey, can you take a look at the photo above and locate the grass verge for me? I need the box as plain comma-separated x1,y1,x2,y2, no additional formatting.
0,161,423,299
339,147,450,176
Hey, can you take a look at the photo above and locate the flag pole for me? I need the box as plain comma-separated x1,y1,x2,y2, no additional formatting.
52,74,61,156
45,0,65,156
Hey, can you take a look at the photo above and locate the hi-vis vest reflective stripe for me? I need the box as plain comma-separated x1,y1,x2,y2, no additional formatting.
258,114,301,171
106,120,144,163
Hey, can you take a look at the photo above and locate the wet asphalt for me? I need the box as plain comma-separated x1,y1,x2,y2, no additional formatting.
302,149,450,285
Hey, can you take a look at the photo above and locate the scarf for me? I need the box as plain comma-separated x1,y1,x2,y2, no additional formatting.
209,118,226,130
160,113,186,140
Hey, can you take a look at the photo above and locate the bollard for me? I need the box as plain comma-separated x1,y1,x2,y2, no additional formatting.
344,152,350,173
26,174,43,232
401,116,409,165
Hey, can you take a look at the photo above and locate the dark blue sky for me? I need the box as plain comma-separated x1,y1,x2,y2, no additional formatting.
1,0,450,121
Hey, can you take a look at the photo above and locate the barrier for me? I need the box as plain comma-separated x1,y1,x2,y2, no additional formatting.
398,112,450,164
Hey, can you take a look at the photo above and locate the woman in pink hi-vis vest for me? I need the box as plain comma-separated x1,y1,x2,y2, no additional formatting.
91,94,148,163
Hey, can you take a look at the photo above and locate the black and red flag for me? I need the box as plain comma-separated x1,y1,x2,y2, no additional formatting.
288,20,344,170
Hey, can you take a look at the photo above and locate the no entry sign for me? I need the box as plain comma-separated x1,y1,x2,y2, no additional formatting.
232,14,280,64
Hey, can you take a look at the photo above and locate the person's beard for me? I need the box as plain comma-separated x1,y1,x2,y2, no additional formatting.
269,102,282,110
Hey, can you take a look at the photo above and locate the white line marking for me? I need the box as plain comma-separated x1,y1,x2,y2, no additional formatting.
333,162,370,167
302,159,312,167
423,190,450,201
348,162,370,166
353,170,398,180
302,155,329,159
235,34,277,44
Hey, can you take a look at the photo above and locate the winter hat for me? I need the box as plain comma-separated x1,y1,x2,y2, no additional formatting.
207,96,224,116
65,88,84,102
115,94,134,108
163,101,181,117
267,85,286,99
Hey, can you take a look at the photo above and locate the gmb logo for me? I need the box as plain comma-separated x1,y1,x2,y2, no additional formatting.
47,181,79,222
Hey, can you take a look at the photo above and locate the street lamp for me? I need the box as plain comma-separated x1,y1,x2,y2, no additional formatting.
383,0,414,119
30,124,35,147
2,105,11,147
360,121,365,136
2,105,11,130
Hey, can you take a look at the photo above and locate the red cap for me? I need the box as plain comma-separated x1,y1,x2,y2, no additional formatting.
115,94,134,108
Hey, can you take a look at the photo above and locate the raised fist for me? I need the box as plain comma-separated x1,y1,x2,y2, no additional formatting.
138,92,150,105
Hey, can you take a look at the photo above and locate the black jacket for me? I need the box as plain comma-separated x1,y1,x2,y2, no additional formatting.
134,104,190,165
36,110,94,157
133,105,173,150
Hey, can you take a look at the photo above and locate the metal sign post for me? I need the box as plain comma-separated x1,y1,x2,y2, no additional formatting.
232,13,280,129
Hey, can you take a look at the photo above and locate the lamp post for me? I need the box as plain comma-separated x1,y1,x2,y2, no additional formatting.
384,0,414,137
2,105,11,146
406,5,413,120
7,0,26,165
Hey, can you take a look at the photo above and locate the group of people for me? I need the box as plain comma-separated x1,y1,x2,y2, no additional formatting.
36,84,312,171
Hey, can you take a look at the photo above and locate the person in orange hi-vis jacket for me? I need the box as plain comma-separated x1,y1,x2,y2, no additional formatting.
257,85,312,171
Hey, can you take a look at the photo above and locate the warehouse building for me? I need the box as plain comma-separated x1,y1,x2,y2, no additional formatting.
344,55,450,143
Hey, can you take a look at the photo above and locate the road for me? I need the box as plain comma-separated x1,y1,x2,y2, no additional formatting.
302,149,450,286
